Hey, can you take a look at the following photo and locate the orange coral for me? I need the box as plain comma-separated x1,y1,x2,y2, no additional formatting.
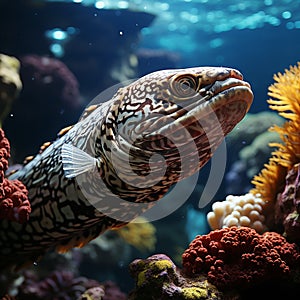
251,62,300,204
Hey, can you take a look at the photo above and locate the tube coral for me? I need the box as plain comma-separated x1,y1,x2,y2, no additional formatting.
0,128,30,223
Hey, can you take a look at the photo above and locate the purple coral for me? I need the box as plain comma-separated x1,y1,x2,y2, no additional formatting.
20,55,80,109
275,163,300,241
18,271,100,300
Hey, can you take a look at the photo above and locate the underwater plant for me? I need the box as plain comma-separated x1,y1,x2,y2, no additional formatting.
250,62,300,239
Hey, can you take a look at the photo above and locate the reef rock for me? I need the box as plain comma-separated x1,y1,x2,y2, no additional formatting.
129,254,222,300
275,163,300,242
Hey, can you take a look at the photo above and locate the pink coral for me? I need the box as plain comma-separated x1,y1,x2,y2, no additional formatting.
182,227,300,290
0,128,30,223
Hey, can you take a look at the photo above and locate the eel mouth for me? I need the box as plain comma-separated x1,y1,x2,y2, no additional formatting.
157,76,253,137
184,77,252,118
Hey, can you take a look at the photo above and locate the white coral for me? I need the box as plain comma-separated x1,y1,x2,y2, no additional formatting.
207,193,267,233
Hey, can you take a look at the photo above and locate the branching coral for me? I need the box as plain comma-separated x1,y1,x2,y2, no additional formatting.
0,128,30,223
251,62,300,203
182,227,300,291
249,62,300,239
207,193,268,233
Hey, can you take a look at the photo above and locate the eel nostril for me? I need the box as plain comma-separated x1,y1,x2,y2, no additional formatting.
229,69,243,80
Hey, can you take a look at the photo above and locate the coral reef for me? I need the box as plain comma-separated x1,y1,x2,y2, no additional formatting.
78,287,105,300
98,281,127,300
225,111,284,194
129,254,222,299
182,227,300,291
251,62,300,240
274,163,300,241
15,271,126,300
18,270,100,300
114,217,157,252
0,54,22,126
207,193,268,233
0,128,30,223
78,282,127,300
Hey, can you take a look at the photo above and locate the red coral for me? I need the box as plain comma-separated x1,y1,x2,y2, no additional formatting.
182,227,300,290
0,128,10,182
0,128,30,223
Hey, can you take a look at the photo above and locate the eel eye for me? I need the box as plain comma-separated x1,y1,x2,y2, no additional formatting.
171,75,198,99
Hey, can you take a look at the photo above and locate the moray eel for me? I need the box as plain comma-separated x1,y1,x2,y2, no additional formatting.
0,67,253,270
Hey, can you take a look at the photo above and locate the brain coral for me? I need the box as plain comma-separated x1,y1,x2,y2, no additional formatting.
207,193,268,233
182,227,300,290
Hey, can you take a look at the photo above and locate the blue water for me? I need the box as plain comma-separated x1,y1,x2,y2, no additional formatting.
46,0,300,113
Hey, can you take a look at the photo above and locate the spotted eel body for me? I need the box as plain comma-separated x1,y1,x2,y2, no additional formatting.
0,67,253,269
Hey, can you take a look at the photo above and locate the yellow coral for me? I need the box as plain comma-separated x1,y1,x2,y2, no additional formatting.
181,287,208,299
114,216,156,251
137,260,173,287
251,62,300,203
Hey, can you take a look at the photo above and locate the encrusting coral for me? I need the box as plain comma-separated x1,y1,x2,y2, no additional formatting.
182,226,300,291
207,193,268,233
0,128,30,223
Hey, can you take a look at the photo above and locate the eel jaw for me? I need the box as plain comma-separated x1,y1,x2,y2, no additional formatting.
155,77,253,138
